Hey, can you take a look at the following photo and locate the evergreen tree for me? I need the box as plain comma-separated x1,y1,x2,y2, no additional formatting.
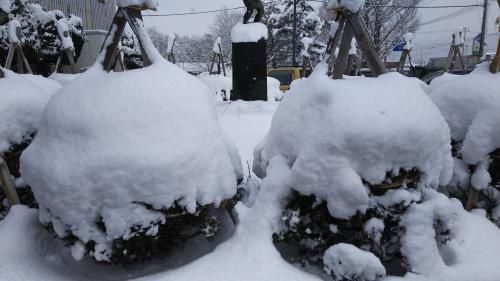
264,0,324,67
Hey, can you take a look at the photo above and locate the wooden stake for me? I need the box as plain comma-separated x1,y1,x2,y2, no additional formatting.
397,49,409,73
0,157,20,206
333,23,354,79
491,36,500,73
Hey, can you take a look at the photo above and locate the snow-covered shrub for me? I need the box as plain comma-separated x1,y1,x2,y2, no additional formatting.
323,243,386,281
430,63,500,218
267,76,283,101
0,69,58,214
0,1,85,74
254,65,453,277
20,29,244,264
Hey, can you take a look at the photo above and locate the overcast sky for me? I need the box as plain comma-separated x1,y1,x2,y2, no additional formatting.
142,0,499,62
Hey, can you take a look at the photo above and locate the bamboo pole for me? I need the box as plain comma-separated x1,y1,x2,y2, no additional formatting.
0,157,20,206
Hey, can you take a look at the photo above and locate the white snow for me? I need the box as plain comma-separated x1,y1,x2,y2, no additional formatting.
231,23,268,43
8,19,21,44
116,0,158,10
404,33,413,51
213,37,222,54
0,69,55,153
55,19,74,50
430,63,500,166
20,51,243,260
198,73,232,101
393,190,500,281
338,0,366,13
349,38,357,55
267,77,283,101
0,0,10,12
300,37,314,58
364,218,385,244
254,64,453,219
323,243,386,281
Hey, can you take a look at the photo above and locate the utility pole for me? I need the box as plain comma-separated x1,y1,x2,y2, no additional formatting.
292,0,297,66
479,0,489,58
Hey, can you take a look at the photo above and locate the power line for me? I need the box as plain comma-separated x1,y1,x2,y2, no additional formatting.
143,6,245,17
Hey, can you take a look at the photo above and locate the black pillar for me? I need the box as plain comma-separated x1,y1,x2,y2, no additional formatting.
231,38,268,101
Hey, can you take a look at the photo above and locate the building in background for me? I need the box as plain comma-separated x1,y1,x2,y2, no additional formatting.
32,0,116,31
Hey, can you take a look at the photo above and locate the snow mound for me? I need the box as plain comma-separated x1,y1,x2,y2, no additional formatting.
254,66,453,219
231,22,268,43
323,243,386,281
267,77,283,101
0,0,10,12
0,69,54,153
116,0,158,10
20,58,243,261
20,74,62,95
198,73,232,101
430,63,500,147
397,190,500,280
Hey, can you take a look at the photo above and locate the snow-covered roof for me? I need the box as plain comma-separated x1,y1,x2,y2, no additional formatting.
254,64,453,219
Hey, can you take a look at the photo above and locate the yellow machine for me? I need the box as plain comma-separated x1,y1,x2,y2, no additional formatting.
268,66,312,92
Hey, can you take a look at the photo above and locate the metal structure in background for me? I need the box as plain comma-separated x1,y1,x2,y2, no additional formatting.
326,7,386,79
443,32,466,73
209,37,226,76
4,25,32,74
33,0,116,30
102,6,154,72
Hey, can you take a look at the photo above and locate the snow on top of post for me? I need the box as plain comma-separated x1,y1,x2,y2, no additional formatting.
116,0,158,10
330,21,340,37
166,33,175,54
404,33,413,51
300,37,313,58
8,20,21,44
213,37,222,54
56,20,74,50
329,0,366,13
349,38,357,55
453,30,463,46
0,0,10,12
231,23,268,43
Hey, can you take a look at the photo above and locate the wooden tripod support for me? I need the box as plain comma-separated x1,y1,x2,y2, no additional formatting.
326,10,386,79
443,33,466,73
101,7,153,72
397,49,410,73
4,26,32,74
166,36,176,64
55,48,77,74
209,38,226,76
0,157,20,207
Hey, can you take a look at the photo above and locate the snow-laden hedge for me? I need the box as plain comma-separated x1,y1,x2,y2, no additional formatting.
20,34,243,263
430,63,500,218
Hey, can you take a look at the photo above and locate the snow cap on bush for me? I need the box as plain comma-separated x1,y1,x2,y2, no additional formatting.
0,69,54,152
20,26,243,261
430,63,500,165
324,243,386,281
116,0,158,10
254,65,453,219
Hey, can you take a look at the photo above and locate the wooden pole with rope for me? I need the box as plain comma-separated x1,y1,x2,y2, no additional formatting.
4,23,32,74
209,37,226,76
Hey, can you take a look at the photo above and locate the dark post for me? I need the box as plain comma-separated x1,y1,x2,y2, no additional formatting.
231,36,268,101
